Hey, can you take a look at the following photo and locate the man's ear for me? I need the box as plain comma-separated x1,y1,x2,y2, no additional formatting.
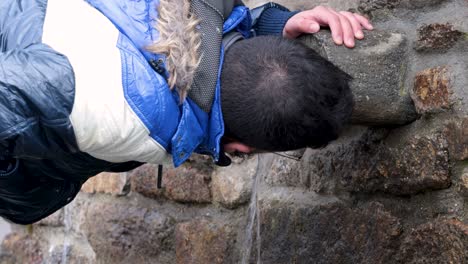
223,141,254,154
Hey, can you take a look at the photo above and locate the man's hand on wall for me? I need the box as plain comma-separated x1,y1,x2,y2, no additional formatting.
283,6,373,48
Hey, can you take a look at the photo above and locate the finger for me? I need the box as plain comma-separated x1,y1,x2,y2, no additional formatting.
353,13,373,30
284,16,321,38
335,12,355,47
340,11,364,39
320,9,343,45
307,20,321,33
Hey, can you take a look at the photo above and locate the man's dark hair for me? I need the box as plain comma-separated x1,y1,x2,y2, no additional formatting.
221,35,354,151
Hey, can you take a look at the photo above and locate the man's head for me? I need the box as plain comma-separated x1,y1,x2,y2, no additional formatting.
221,35,353,153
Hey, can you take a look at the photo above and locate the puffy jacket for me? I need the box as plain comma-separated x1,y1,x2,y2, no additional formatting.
0,0,295,224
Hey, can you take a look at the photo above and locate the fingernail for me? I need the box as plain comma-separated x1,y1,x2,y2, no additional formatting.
310,24,320,32
368,24,374,30
356,31,364,38
335,36,343,45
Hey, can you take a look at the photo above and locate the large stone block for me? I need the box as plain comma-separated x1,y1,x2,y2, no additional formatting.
445,118,468,161
257,194,401,264
175,219,233,264
263,154,308,188
396,219,468,264
411,66,453,114
83,200,175,264
129,164,164,199
81,172,130,196
163,157,213,203
304,125,451,195
358,0,449,19
212,155,257,209
301,30,418,125
130,155,214,203
415,23,463,52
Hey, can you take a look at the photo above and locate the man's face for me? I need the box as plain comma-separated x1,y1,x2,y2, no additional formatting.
221,136,254,154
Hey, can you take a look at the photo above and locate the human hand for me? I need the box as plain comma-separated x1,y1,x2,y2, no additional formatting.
283,6,373,48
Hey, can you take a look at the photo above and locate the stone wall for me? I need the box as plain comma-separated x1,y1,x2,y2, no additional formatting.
1,0,467,263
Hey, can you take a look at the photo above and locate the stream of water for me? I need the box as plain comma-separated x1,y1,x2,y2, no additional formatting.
241,153,275,264
61,205,72,264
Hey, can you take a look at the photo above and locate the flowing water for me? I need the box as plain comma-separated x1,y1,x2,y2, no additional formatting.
61,205,72,264
241,153,275,264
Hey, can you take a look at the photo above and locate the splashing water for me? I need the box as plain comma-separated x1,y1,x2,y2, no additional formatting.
241,154,275,264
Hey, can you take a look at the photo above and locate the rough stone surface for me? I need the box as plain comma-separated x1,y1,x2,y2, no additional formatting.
130,155,214,203
0,233,43,264
305,127,451,195
411,66,453,114
81,172,130,196
301,30,417,125
37,209,64,227
264,155,308,188
129,164,164,199
460,167,468,197
212,155,257,208
175,219,233,264
244,0,360,10
399,0,449,9
47,243,95,264
259,196,401,264
396,219,468,264
445,118,468,161
163,158,212,203
163,155,213,203
415,23,463,52
358,0,449,19
83,200,174,264
358,0,400,17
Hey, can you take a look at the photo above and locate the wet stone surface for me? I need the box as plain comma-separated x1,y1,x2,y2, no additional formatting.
259,198,402,264
175,219,233,264
37,209,64,227
396,219,468,264
83,200,175,264
47,243,95,264
305,128,451,195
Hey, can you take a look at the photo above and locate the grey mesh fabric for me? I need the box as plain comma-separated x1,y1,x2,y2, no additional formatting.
189,0,225,112
222,31,244,51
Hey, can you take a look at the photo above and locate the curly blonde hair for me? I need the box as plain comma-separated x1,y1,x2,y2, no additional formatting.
147,0,202,101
